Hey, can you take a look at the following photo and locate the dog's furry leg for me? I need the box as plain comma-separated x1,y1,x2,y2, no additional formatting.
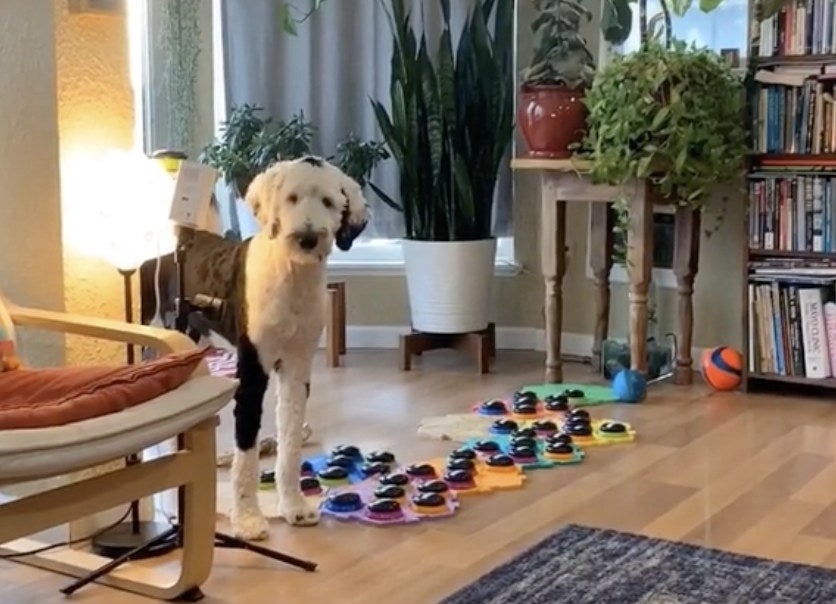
230,335,270,540
274,355,320,526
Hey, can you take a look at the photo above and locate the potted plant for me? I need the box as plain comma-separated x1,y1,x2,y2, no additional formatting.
580,36,748,233
199,104,386,239
368,0,514,334
518,0,596,159
581,3,750,383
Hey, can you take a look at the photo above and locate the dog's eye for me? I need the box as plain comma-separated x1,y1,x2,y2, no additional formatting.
287,193,298,204
322,196,334,209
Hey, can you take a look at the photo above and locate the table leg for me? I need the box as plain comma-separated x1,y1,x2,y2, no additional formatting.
540,176,567,383
627,189,653,375
673,206,701,385
589,203,614,372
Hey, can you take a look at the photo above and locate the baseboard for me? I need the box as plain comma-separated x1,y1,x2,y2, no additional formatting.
324,325,709,363
333,325,576,354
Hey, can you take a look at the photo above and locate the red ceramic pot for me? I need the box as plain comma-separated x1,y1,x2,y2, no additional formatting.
518,84,587,159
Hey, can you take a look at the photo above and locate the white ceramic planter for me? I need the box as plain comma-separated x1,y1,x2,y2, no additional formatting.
402,238,497,334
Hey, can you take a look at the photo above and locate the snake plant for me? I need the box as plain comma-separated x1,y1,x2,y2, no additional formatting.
368,0,514,241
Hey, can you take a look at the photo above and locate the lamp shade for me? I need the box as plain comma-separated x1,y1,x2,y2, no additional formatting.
64,150,178,271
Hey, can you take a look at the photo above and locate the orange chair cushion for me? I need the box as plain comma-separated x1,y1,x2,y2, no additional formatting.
0,348,208,430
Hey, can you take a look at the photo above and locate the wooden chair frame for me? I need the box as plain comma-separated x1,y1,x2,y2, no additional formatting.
0,296,224,601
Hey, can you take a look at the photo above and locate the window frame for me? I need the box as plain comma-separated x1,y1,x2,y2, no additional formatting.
208,0,519,276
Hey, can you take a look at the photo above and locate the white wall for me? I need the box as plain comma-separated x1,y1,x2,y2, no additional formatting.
0,0,66,367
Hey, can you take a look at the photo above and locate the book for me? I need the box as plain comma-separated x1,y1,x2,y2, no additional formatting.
824,301,836,370
798,286,831,377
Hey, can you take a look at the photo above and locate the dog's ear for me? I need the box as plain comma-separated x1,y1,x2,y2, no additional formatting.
335,175,370,251
245,164,286,239
244,171,269,225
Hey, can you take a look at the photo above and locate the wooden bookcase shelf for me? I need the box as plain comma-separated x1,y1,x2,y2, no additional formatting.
749,153,836,165
743,25,836,395
748,249,836,260
751,54,836,67
747,372,836,387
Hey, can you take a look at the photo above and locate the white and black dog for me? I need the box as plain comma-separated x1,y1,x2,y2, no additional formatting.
180,155,368,539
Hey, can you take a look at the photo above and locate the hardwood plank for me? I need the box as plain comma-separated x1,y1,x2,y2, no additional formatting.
793,464,836,505
681,453,832,548
802,498,836,540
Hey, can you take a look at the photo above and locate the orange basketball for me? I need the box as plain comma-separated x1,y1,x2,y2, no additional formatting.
701,346,743,391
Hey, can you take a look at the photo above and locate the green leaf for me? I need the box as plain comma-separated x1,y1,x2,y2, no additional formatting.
675,146,687,171
452,151,474,225
636,155,653,178
698,0,723,12
650,106,670,129
279,4,298,35
670,0,693,16
368,181,403,212
601,0,633,45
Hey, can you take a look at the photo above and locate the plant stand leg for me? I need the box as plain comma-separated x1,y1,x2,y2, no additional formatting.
673,206,701,385
589,202,614,372
399,335,412,371
487,322,497,359
627,185,653,376
399,325,495,374
540,175,567,383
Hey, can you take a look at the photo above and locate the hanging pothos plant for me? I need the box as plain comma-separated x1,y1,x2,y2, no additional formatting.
577,0,759,263
580,39,747,238
160,0,202,154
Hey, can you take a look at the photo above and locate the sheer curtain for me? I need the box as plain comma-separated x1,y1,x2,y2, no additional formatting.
219,0,513,240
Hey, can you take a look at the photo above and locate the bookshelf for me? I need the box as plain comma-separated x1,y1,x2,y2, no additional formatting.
744,1,836,393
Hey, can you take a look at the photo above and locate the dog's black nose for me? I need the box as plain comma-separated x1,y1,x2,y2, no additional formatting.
298,234,319,250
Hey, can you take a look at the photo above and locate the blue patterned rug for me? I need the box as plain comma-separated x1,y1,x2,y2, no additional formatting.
441,524,836,604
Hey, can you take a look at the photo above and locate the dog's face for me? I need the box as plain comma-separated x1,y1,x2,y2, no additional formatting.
245,156,370,264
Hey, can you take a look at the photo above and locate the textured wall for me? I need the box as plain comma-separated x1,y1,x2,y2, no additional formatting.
0,0,66,367
55,0,136,365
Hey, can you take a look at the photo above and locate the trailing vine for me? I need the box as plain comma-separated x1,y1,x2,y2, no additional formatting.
160,0,201,153
579,37,748,264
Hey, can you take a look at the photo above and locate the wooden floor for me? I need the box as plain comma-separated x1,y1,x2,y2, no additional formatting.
2,350,835,603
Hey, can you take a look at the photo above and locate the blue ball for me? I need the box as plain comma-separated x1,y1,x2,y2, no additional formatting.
612,369,647,403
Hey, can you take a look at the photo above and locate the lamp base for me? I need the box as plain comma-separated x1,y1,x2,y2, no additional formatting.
91,520,178,560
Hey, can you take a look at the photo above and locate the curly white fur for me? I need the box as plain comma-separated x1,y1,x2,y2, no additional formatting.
230,157,368,539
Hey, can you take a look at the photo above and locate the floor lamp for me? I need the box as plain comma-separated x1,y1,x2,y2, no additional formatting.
59,151,317,597
89,263,178,559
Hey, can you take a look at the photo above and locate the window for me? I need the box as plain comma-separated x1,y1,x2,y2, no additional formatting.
589,4,747,287
619,0,749,59
211,0,517,274
586,205,678,288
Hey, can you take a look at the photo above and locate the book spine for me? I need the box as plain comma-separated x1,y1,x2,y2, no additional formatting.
799,286,832,377
788,285,807,374
824,301,836,371
749,283,757,373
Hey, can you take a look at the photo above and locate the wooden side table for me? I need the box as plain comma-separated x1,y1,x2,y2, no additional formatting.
511,158,699,385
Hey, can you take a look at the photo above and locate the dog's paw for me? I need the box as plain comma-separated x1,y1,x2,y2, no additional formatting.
231,509,270,541
278,495,321,527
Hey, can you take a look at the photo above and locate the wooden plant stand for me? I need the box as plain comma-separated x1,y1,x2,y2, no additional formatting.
399,323,496,374
510,158,701,385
